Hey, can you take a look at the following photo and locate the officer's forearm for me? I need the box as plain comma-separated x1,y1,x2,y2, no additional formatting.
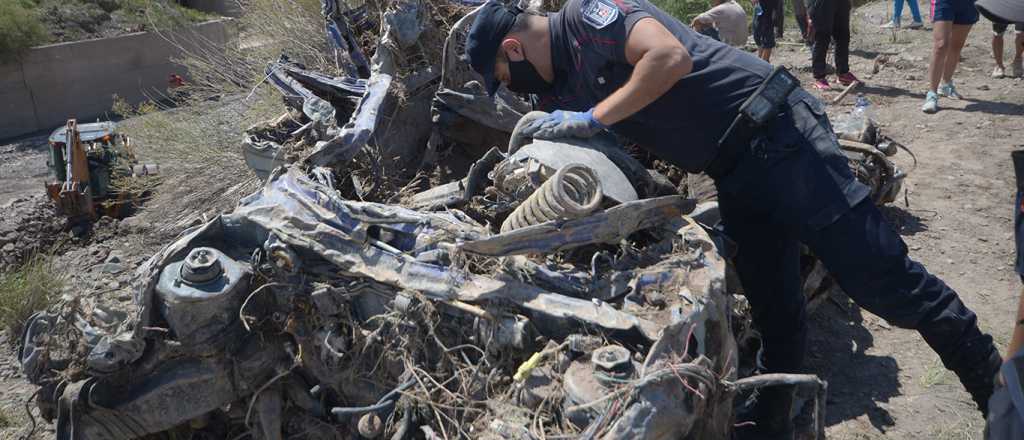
1009,286,1024,357
592,46,691,126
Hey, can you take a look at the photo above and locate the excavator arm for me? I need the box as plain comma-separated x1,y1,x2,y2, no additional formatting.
45,119,95,223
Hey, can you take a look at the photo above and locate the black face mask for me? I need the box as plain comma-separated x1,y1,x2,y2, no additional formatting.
507,59,553,94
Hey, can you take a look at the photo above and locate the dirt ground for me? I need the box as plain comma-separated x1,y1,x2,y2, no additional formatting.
782,2,1023,438
0,0,1021,438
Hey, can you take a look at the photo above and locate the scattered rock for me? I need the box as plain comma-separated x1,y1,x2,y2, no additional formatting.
98,263,126,275
119,216,152,233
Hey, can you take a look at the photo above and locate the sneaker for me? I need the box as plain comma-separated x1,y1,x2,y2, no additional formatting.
813,78,831,90
906,20,924,29
880,20,899,29
939,82,963,99
1012,59,1023,78
837,72,861,86
992,66,1006,78
922,91,939,113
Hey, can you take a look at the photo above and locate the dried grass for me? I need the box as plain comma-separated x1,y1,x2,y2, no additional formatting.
113,91,281,233
0,253,64,338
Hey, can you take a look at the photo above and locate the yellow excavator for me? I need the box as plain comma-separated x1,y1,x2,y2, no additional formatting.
44,119,156,224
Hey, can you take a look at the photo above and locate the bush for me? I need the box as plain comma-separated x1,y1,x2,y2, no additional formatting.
0,253,63,338
0,0,49,62
650,0,719,21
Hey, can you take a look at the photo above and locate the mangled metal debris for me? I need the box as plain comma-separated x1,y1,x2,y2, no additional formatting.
15,2,923,439
19,161,796,439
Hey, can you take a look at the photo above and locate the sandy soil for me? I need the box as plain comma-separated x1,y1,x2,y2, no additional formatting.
0,1,1021,438
780,2,1023,438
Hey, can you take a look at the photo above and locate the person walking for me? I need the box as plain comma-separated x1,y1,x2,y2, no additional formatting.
922,0,978,113
774,0,785,38
753,0,778,61
808,0,859,89
990,21,1024,78
882,0,925,29
792,0,813,45
465,1,1002,438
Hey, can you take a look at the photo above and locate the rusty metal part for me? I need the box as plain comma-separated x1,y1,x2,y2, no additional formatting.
838,139,909,204
463,196,695,256
500,163,603,233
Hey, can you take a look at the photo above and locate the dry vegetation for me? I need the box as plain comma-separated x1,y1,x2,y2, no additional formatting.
0,254,64,338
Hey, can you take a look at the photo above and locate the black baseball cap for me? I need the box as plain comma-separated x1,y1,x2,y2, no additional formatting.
976,0,1024,24
466,0,522,96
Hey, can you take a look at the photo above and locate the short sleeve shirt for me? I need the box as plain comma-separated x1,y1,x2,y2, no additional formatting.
696,1,749,47
541,0,772,172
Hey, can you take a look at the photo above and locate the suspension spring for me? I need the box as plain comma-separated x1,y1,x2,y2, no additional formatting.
499,163,603,233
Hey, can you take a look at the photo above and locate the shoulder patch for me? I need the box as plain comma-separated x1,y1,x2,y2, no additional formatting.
581,0,619,29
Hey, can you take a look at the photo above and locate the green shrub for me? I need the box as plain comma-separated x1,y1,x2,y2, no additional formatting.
0,253,63,338
0,0,49,62
650,0,719,21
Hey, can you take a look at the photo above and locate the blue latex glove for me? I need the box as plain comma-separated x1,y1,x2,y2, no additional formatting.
521,108,607,140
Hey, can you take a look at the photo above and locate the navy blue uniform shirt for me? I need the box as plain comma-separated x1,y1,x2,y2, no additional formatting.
540,0,772,172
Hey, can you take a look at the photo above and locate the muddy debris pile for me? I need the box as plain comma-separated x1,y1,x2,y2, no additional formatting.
21,164,767,440
15,0,915,439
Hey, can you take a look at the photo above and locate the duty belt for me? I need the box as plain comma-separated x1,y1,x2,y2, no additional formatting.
704,66,800,180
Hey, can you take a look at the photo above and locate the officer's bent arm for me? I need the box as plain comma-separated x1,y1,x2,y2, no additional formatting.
592,18,692,126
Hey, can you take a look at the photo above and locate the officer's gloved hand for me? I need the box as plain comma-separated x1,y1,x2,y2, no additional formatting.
521,108,607,140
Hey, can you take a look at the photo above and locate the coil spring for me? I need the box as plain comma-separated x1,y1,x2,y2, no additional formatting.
500,163,603,233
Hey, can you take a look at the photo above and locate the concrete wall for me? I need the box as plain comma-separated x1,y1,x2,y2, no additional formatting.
186,0,243,17
0,19,236,140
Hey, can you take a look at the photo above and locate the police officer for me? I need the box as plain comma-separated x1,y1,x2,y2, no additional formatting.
465,0,1003,437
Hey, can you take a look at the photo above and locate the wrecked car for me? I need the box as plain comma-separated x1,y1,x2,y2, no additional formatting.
17,0,914,438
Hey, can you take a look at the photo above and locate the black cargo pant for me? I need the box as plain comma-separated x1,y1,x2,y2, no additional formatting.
810,0,851,78
713,90,998,420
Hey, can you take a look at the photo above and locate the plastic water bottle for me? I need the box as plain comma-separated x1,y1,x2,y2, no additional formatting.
852,94,873,121
834,93,873,138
